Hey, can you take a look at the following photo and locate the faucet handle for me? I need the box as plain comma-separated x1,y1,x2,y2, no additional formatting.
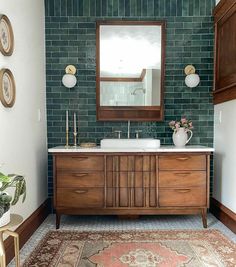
114,130,122,139
135,130,142,139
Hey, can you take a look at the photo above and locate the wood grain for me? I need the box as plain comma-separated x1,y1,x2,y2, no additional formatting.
159,171,206,187
52,152,210,228
56,155,104,170
159,187,206,207
57,171,104,187
57,188,104,208
213,0,236,104
159,154,206,170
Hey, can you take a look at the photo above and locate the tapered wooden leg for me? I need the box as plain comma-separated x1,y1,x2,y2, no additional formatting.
0,232,6,267
56,212,61,229
201,208,207,228
5,230,20,267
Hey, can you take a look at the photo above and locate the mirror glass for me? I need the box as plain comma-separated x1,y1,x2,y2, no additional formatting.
96,21,165,121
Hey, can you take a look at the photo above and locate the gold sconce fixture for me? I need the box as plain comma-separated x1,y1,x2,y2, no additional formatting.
62,65,77,88
184,65,200,88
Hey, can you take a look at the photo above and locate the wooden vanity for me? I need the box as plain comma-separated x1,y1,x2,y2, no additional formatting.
49,146,213,229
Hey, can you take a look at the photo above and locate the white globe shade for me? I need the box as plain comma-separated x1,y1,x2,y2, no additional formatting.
185,73,200,88
62,74,77,88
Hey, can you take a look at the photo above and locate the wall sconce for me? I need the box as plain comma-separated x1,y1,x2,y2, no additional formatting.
62,65,77,88
184,65,200,88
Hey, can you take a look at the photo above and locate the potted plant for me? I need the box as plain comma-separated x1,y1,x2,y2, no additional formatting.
0,172,26,227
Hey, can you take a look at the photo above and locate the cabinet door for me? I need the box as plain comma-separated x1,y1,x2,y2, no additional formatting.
213,1,236,104
106,155,156,172
106,172,157,208
106,155,157,208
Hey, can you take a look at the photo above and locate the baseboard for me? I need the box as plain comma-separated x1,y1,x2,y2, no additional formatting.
210,197,236,234
4,198,51,264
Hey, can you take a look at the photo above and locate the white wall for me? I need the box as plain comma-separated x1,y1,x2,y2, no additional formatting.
214,100,236,213
213,0,236,213
0,0,48,222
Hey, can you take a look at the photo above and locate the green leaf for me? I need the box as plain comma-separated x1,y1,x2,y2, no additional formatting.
11,179,26,205
0,172,11,183
0,171,26,207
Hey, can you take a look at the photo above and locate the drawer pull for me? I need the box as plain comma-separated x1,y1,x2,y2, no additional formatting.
175,189,191,193
71,157,88,161
72,173,88,177
75,190,88,194
174,172,191,176
175,157,189,161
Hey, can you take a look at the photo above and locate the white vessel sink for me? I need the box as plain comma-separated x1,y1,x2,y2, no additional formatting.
100,138,160,149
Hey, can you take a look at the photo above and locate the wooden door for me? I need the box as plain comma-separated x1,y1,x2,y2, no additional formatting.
106,155,157,208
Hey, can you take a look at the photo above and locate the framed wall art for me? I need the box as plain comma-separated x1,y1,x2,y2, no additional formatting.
0,14,14,56
0,68,16,108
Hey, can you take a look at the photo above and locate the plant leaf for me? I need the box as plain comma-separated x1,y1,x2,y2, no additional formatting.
11,179,26,205
0,172,11,183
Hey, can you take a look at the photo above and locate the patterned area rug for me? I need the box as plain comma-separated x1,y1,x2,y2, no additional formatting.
23,230,236,267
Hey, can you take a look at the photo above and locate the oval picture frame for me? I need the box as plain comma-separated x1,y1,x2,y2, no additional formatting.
0,14,14,56
0,68,16,108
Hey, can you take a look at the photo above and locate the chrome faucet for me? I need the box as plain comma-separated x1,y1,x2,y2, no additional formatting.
127,120,130,139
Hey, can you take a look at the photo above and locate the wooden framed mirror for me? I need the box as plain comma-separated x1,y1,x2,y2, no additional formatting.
96,20,166,121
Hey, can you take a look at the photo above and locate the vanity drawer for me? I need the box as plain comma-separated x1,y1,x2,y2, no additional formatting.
56,156,104,171
159,154,206,170
159,187,206,207
57,171,104,188
57,188,104,207
159,171,206,187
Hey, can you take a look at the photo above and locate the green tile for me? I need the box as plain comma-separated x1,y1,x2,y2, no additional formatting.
189,0,194,16
83,0,90,16
125,0,131,16
153,0,160,16
159,0,165,16
107,0,113,16
130,0,136,16
141,0,147,16
119,0,125,16
67,0,72,16
200,0,205,16
89,0,96,16
60,0,67,16
176,0,182,16
113,0,119,16
170,0,176,16
147,0,154,16
101,0,107,16
78,0,84,16
165,0,170,16
182,0,188,16
136,0,141,16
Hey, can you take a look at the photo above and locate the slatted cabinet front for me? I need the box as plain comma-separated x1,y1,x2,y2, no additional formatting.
106,155,157,208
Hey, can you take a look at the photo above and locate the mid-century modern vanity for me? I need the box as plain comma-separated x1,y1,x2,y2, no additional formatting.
49,20,214,229
49,146,213,229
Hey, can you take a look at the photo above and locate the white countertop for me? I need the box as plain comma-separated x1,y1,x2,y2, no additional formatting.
48,145,214,153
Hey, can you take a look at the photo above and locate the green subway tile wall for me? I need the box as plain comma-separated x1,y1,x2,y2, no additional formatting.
45,0,215,196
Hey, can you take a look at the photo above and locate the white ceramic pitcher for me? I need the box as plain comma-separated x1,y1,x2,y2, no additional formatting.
172,127,193,147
